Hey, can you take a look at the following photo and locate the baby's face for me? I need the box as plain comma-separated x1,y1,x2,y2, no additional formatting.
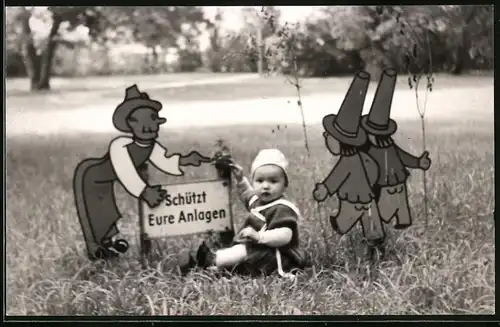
252,165,287,203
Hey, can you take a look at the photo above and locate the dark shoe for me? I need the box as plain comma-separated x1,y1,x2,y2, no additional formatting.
179,251,198,276
88,247,119,261
196,242,215,268
102,238,129,254
113,239,129,253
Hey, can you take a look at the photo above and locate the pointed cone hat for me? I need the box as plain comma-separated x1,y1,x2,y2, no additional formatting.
360,67,398,136
323,71,370,146
112,84,163,133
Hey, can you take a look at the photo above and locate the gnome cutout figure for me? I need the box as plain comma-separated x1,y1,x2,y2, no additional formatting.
73,84,212,261
360,68,431,229
313,71,385,245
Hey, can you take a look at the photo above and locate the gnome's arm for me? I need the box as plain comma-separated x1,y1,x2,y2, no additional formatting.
395,144,420,169
322,160,350,196
178,151,212,166
148,142,184,176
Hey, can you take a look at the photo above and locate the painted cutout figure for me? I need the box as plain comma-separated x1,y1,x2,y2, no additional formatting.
359,68,431,229
312,71,385,244
73,84,212,261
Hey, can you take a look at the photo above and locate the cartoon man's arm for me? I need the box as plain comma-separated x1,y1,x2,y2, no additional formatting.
109,137,148,198
395,145,420,169
148,142,184,176
236,176,258,210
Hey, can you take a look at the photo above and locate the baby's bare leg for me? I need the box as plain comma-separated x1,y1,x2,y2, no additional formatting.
214,244,248,267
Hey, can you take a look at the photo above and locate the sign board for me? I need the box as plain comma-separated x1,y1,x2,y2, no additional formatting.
140,179,233,239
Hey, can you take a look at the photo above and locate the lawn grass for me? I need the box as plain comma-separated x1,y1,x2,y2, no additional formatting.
6,73,494,113
6,120,494,315
5,72,245,95
126,72,493,103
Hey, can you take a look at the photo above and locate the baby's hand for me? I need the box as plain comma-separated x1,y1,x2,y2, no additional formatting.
234,227,258,243
240,227,258,239
229,163,244,182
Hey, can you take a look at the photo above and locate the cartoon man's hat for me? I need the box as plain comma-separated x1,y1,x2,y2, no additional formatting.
323,71,370,147
112,84,163,133
360,67,398,136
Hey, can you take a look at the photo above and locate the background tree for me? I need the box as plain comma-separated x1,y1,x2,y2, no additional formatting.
285,5,493,78
438,5,494,74
210,7,281,74
240,6,281,74
6,6,493,84
6,6,209,90
102,6,207,73
204,8,224,72
7,6,103,90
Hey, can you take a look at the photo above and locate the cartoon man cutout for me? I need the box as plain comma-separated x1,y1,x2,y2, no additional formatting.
312,71,385,245
359,67,431,229
73,84,212,261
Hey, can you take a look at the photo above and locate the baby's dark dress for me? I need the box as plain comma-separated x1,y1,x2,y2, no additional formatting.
231,178,308,276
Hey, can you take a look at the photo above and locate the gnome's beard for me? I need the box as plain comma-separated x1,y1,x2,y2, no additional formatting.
370,135,395,148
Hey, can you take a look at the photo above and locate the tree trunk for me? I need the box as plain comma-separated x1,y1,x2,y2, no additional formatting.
37,17,62,90
450,47,465,75
149,46,159,73
209,27,221,72
143,53,150,73
451,28,472,75
451,7,476,75
19,9,62,91
19,9,40,91
346,49,364,72
256,24,263,76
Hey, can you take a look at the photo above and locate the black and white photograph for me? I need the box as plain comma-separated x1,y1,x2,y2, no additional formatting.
5,5,495,318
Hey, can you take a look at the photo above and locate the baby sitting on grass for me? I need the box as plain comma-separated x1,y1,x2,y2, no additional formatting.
180,149,310,278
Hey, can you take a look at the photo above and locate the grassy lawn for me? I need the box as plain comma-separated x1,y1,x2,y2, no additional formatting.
5,72,246,95
6,73,494,114
6,120,494,315
128,73,493,103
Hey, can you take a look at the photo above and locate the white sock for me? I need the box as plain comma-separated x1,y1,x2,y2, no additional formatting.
214,244,248,267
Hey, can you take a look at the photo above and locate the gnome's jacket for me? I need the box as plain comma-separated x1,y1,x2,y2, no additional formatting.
365,139,420,186
73,136,183,255
322,152,379,204
233,177,308,271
